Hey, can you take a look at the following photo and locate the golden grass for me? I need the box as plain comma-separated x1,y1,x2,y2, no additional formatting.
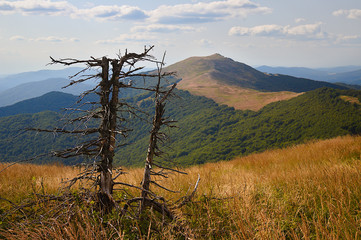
1,135,361,239
0,163,81,201
177,73,301,111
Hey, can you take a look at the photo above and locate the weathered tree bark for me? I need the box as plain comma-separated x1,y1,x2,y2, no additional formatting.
140,101,164,212
94,58,120,211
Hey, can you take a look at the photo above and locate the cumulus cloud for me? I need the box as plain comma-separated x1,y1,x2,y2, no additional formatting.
33,36,80,42
195,39,213,47
74,5,148,21
229,24,284,36
95,33,157,45
9,35,26,41
149,0,271,24
335,34,361,45
229,22,325,39
9,35,79,42
295,18,306,23
333,9,361,19
131,24,197,33
0,0,74,16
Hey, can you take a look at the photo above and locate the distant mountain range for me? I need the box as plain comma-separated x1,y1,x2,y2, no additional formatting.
0,67,85,92
256,65,361,85
0,78,93,107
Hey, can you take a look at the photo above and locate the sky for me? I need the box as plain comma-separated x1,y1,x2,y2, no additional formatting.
0,0,361,74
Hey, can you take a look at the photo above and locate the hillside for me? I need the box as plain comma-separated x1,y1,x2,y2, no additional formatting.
164,54,346,110
0,87,360,166
0,92,79,117
2,135,361,238
117,87,361,166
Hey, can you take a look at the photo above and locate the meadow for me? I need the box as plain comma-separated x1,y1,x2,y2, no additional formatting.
1,135,361,239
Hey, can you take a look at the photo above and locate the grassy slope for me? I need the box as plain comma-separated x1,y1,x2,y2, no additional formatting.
1,135,361,239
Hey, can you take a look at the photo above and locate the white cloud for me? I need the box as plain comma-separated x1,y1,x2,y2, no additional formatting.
286,22,323,36
229,22,325,39
295,18,306,23
0,0,74,16
9,35,26,41
95,33,157,45
74,5,148,21
333,9,361,19
335,34,361,45
149,0,272,24
195,39,213,47
33,36,79,42
9,35,79,42
229,24,284,36
131,24,197,33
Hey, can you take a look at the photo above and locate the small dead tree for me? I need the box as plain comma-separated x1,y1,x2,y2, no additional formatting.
139,57,178,215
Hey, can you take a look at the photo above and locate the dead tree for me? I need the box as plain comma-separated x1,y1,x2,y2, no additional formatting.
35,46,177,213
22,46,201,224
139,56,178,214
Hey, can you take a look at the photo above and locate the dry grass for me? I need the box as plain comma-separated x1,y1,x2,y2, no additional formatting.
340,95,361,105
0,163,81,201
177,73,301,111
1,135,361,239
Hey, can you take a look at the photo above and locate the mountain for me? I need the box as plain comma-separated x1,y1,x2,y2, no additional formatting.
326,69,361,85
316,65,361,73
256,66,329,81
164,54,346,110
256,65,361,84
0,67,84,92
0,92,80,117
0,78,93,107
0,87,360,166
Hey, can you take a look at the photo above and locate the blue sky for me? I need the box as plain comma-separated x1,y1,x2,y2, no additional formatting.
0,0,360,74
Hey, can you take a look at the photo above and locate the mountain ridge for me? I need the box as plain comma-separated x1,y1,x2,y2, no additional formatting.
0,67,85,92
256,65,361,84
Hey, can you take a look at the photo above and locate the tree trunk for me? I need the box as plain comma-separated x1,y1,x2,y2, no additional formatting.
140,101,164,212
98,57,115,212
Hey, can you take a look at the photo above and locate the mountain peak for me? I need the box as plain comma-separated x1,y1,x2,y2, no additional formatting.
206,53,225,59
